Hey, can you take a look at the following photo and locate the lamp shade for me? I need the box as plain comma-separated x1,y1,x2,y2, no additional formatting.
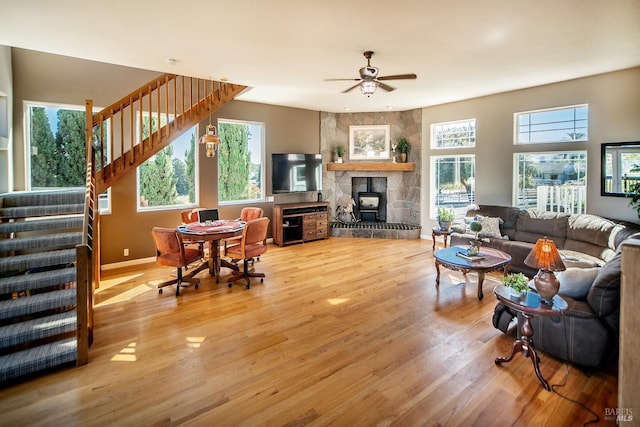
524,238,566,271
524,237,566,303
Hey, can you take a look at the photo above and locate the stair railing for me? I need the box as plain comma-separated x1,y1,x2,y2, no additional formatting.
78,74,246,363
90,74,245,194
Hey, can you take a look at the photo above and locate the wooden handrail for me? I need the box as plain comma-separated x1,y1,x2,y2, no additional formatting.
91,73,177,127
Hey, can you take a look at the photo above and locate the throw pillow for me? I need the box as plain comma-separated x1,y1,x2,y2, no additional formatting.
476,215,502,238
587,252,622,317
555,267,600,299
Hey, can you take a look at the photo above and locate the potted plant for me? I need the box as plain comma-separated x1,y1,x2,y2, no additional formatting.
397,138,410,162
468,221,483,253
335,144,345,163
437,207,454,230
503,272,529,297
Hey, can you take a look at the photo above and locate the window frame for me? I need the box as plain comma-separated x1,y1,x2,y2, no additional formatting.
431,118,476,149
512,150,588,213
430,154,476,220
217,118,265,206
24,101,112,214
514,104,588,145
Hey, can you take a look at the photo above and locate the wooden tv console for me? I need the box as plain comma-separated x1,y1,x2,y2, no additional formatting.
273,202,329,246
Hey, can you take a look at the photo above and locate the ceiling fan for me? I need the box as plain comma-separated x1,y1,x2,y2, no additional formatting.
326,51,417,97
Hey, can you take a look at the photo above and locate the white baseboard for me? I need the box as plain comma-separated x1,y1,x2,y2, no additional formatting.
101,256,156,271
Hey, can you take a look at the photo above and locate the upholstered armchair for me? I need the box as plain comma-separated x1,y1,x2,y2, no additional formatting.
151,227,205,296
224,217,270,289
225,207,265,262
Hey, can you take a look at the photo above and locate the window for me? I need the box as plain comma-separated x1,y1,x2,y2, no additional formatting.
137,114,198,211
514,152,587,214
25,102,111,214
431,155,476,217
431,119,476,148
217,119,264,205
515,105,588,144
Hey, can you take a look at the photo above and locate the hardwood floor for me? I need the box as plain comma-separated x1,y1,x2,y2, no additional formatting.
0,238,617,426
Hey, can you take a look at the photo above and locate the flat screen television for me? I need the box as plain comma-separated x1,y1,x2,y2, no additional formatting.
272,153,323,193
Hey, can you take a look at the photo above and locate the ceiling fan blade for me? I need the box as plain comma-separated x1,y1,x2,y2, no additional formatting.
377,81,396,92
325,78,361,81
377,73,417,81
342,82,363,93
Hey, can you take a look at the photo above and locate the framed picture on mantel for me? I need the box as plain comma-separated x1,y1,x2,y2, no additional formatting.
349,125,390,160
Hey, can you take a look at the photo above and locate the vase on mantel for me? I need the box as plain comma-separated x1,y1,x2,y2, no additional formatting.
400,153,407,163
336,157,343,163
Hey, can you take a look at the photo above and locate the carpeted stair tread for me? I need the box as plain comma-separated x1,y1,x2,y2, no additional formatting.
0,189,85,207
0,190,83,382
0,268,76,294
0,311,76,348
0,204,85,220
0,337,77,382
0,231,83,252
0,248,76,274
0,216,83,234
0,288,76,321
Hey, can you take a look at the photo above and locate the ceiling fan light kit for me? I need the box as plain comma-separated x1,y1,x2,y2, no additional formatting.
327,51,417,97
361,81,377,97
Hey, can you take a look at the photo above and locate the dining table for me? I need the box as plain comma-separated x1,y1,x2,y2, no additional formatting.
177,220,245,282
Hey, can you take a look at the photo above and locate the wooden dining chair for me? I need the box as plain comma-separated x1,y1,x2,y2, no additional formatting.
224,217,270,289
151,227,204,296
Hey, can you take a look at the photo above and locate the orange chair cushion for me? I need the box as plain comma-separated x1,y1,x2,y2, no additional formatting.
226,242,266,259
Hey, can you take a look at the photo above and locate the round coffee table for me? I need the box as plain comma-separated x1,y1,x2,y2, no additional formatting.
493,285,568,391
434,246,512,300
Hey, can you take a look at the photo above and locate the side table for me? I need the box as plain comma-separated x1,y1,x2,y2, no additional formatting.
432,227,452,251
493,285,568,391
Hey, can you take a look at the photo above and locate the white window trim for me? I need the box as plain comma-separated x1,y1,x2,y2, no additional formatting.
24,101,112,215
217,118,266,206
512,150,588,212
430,118,476,150
514,104,588,145
430,154,476,219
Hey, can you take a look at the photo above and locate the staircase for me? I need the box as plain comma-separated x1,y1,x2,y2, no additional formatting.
0,189,85,382
90,74,247,194
0,73,245,383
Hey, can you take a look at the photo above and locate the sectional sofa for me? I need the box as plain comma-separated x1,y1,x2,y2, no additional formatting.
449,205,640,367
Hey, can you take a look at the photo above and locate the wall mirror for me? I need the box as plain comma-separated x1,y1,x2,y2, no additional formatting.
601,141,640,196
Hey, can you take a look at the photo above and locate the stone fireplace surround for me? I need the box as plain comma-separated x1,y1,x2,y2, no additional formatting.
320,110,422,238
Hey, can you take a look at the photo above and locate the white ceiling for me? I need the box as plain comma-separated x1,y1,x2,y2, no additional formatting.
1,0,639,113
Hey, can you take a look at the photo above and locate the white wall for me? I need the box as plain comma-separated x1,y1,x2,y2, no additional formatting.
421,67,640,227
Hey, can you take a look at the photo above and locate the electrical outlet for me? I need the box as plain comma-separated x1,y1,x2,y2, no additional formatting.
124,248,129,256
266,195,274,202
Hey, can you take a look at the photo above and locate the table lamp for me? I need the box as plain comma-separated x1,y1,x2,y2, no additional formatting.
524,237,566,303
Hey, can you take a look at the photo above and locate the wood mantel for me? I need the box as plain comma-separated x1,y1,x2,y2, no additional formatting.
326,162,415,172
